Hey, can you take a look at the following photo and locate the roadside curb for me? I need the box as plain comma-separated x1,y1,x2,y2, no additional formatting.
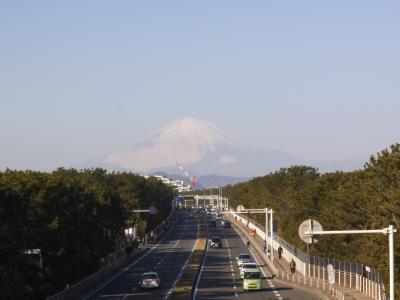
169,215,206,300
53,210,177,300
191,219,209,300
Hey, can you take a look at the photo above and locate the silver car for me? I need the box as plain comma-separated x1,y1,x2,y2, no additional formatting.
236,253,253,268
140,272,160,289
240,262,259,279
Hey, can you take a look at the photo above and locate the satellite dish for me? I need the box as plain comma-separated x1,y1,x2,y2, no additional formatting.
237,205,245,212
298,219,323,244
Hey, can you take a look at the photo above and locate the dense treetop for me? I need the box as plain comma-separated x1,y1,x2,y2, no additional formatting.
202,144,400,295
0,168,174,299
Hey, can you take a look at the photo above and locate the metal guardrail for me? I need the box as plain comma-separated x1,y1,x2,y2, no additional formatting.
275,268,345,300
46,207,176,300
308,256,381,283
46,248,146,300
230,208,386,300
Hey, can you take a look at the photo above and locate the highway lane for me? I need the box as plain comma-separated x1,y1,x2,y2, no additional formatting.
195,216,239,300
83,210,198,300
196,214,324,300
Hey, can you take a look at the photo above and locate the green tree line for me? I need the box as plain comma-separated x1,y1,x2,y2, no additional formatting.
206,144,400,295
0,168,174,299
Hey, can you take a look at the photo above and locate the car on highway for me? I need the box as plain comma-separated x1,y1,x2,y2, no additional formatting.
240,262,259,279
236,253,253,267
208,236,223,248
220,219,228,225
216,213,223,220
223,220,231,228
243,268,262,291
140,272,160,289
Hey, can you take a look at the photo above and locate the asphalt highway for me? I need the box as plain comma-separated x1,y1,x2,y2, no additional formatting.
83,210,198,300
195,214,326,300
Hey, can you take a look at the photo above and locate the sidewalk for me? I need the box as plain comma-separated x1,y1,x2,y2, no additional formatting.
226,213,374,300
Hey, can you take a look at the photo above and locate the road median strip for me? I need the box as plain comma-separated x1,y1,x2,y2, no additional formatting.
169,216,206,300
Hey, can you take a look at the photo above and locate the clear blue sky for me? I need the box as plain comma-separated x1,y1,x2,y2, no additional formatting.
1,1,399,170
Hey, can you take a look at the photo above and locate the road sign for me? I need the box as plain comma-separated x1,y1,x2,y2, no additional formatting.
327,264,335,285
148,205,157,214
237,205,245,212
298,219,323,244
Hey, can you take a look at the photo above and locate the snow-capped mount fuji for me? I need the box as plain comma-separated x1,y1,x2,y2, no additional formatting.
104,118,299,178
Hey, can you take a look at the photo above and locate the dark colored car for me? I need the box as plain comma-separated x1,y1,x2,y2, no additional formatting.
223,221,231,228
209,237,223,248
209,221,217,227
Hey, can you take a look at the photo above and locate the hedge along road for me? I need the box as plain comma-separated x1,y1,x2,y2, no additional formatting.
82,209,199,300
194,214,326,300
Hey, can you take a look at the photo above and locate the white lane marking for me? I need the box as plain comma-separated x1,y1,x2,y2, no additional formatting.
164,222,200,300
233,226,267,278
232,224,283,298
121,292,151,298
82,223,176,300
192,220,209,300
153,237,181,271
222,227,239,298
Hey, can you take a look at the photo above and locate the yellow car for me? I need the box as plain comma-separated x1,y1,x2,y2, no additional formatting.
243,268,261,291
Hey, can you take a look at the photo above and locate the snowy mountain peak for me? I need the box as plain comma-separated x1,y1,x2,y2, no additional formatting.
150,117,236,150
104,117,298,177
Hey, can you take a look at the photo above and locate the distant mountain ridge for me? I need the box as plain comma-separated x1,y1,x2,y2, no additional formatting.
104,117,300,178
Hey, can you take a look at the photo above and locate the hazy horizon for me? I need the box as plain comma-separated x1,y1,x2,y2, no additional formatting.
1,1,399,172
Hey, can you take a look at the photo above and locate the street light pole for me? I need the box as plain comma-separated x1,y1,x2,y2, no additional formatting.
270,209,274,262
233,208,273,262
265,208,268,260
306,226,397,300
389,225,395,300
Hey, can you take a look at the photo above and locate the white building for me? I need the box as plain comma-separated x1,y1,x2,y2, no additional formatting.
142,174,192,192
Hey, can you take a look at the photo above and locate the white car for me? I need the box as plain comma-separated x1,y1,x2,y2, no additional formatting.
140,272,160,289
240,262,259,279
236,253,253,268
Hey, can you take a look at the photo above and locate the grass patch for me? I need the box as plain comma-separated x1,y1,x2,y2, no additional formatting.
170,216,206,300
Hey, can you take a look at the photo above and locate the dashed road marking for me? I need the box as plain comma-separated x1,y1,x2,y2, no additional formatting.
222,227,239,299
82,222,178,300
164,223,200,300
232,224,284,298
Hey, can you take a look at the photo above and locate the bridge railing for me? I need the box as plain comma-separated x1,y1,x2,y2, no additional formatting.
229,208,386,300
